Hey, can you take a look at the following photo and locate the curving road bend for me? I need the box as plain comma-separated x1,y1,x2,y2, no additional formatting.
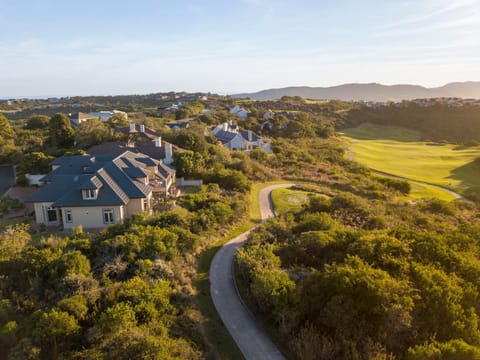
210,184,293,360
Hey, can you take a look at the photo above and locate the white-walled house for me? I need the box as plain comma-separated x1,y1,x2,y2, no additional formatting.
68,112,98,126
229,105,249,119
69,110,128,126
25,151,175,230
212,121,271,152
88,110,128,122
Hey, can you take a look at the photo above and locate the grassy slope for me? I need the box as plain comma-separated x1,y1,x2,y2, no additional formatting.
341,123,480,195
400,181,456,202
270,188,311,214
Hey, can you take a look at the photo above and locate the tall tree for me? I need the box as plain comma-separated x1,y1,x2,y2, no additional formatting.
0,114,15,139
0,114,16,161
75,118,111,148
49,113,75,148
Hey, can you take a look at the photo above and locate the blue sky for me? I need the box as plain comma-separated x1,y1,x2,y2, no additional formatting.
1,0,479,97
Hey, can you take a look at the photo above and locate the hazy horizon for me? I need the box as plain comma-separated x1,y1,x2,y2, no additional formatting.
2,80,480,100
1,0,480,97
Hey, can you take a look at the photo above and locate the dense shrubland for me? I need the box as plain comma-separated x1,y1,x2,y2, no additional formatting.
0,185,249,359
236,186,480,359
3,97,480,359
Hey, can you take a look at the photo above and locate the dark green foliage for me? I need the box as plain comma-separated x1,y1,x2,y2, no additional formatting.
423,198,456,216
377,177,411,195
75,118,112,148
0,184,249,359
206,168,251,193
236,191,480,359
25,115,50,130
173,150,204,177
17,151,54,175
346,103,480,143
49,113,75,148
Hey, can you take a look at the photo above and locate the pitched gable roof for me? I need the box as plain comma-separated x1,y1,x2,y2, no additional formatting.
25,151,161,207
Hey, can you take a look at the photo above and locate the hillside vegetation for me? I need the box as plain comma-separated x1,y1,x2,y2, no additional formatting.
237,186,480,359
2,96,480,359
345,103,480,143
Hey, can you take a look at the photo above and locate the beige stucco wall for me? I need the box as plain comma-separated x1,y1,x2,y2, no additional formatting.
62,206,123,230
126,198,143,216
33,202,55,224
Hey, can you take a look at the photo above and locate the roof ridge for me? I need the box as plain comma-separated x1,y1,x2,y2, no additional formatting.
96,168,129,203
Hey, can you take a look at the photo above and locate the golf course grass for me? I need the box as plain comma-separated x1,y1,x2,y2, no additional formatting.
271,187,312,213
341,123,480,196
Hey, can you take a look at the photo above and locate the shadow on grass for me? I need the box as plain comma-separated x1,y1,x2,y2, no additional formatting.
448,159,480,200
340,123,421,143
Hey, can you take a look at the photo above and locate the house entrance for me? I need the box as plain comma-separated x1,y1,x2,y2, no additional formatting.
47,207,58,223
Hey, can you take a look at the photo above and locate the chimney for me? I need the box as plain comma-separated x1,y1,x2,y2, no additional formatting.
223,122,228,131
129,123,135,132
248,130,252,141
164,143,173,165
139,124,145,133
154,136,162,148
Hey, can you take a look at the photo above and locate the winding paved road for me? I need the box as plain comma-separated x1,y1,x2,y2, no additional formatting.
210,184,293,360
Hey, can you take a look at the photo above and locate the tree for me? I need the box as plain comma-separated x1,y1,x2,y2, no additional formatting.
107,113,130,127
173,150,203,177
25,115,50,130
99,303,137,333
32,309,79,359
75,118,111,148
0,114,16,161
49,113,75,148
0,114,15,140
18,152,54,175
0,224,31,261
173,130,207,153
57,295,89,321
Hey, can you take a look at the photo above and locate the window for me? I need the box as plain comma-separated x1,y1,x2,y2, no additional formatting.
65,210,72,223
83,189,97,200
103,209,114,224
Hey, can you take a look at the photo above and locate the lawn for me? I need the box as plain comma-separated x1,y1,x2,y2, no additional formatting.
271,187,311,214
341,123,480,195
399,181,457,202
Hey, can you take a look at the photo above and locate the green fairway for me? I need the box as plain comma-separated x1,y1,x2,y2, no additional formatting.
399,180,457,201
271,188,311,213
341,123,480,196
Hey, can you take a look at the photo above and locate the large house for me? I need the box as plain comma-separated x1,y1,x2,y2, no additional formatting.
68,112,98,126
68,110,128,126
212,121,271,152
25,151,175,230
87,110,128,122
89,123,178,165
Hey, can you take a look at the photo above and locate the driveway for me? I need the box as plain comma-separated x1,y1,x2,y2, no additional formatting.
0,165,15,196
210,184,293,360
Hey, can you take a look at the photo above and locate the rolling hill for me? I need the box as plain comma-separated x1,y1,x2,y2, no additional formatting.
232,81,480,101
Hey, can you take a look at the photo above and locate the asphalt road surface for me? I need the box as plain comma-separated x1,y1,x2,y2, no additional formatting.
210,184,293,360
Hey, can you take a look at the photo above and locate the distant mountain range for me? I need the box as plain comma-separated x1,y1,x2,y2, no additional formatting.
231,82,480,102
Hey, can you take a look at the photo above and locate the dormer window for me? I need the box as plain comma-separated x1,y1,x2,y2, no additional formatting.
83,189,98,200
